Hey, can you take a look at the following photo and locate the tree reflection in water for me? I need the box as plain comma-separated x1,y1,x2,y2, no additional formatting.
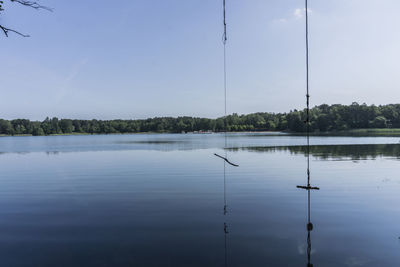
229,144,400,161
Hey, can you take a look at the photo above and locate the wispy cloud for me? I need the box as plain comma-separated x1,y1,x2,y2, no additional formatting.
294,8,303,19
55,58,89,104
294,8,312,19
274,8,313,24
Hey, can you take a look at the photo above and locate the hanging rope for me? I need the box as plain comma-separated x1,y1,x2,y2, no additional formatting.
305,0,311,189
222,3,229,266
215,0,238,166
296,3,319,266
298,4,319,267
222,0,228,219
298,0,318,191
223,0,227,45
214,1,239,235
223,0,228,152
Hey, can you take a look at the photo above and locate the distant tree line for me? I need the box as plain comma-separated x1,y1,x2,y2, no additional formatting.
1,102,400,136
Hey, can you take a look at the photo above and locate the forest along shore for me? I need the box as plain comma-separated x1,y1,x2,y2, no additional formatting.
1,102,400,136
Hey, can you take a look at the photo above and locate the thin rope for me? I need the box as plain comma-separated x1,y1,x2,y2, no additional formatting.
223,3,229,264
307,189,312,267
224,221,228,266
223,0,228,213
305,4,314,266
222,0,228,217
305,2,312,261
295,3,319,266
305,0,310,188
307,188,311,225
307,224,312,266
223,0,228,152
224,161,227,214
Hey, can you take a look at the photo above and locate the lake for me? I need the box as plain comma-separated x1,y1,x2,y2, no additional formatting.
0,133,400,266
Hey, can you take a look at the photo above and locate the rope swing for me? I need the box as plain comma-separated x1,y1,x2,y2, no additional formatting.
305,0,311,182
223,0,227,121
215,0,238,167
213,3,238,266
296,0,319,194
296,2,320,266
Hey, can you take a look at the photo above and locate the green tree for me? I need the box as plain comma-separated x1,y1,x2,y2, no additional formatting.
0,119,13,135
60,119,73,133
50,117,61,134
31,122,44,136
371,116,387,128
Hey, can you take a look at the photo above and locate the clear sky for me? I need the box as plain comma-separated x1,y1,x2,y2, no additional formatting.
1,0,400,120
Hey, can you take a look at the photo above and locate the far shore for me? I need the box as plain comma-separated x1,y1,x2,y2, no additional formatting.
2,128,400,137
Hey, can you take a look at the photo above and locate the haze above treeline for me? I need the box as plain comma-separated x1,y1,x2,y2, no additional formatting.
0,102,399,136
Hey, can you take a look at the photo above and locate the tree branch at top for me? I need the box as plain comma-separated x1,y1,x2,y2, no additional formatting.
0,0,52,37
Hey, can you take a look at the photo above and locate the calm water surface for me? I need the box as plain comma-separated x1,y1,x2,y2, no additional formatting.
0,133,400,266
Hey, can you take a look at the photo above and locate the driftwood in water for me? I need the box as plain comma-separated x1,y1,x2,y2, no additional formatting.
297,185,320,190
214,153,239,167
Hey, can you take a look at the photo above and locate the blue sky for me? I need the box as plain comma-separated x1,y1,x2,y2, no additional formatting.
1,0,400,120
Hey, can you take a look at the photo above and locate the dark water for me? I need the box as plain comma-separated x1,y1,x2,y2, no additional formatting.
0,133,400,266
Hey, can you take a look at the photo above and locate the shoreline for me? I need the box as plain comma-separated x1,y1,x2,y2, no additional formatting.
2,129,400,137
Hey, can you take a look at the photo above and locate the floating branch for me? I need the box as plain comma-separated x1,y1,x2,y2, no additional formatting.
214,153,239,167
297,185,320,190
